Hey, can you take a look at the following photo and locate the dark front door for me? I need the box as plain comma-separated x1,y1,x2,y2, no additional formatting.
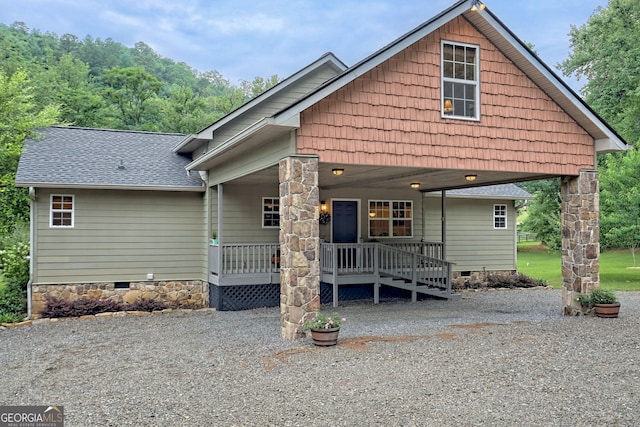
332,200,358,243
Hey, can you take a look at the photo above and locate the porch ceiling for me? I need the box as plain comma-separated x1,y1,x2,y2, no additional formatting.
230,163,555,191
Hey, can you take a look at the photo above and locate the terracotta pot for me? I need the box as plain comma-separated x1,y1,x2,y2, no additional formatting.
310,327,340,346
594,303,621,318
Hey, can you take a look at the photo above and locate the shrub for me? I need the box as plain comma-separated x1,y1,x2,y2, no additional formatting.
0,281,25,322
42,297,122,318
125,299,166,312
486,272,546,289
0,242,30,288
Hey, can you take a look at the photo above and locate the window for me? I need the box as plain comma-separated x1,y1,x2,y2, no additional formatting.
262,197,280,228
442,41,480,120
50,195,74,227
494,204,507,229
368,200,413,238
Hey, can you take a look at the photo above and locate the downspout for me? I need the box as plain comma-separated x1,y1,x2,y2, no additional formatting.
24,186,36,320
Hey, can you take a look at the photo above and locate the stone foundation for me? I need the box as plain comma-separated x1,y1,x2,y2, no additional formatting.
31,280,208,319
450,270,516,289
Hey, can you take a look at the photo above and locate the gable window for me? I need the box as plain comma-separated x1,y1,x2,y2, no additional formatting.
441,41,480,120
494,204,507,229
368,200,413,238
50,195,74,227
262,197,280,228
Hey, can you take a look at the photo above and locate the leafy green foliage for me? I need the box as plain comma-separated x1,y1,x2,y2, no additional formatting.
581,288,619,305
600,149,640,263
298,312,345,332
0,69,59,236
519,179,561,250
0,281,25,322
0,241,29,287
559,0,640,145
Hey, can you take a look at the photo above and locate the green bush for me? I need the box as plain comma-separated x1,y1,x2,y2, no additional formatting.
0,242,30,288
0,281,25,322
486,272,546,288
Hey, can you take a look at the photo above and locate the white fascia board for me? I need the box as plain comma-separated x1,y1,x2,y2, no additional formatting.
275,4,468,124
479,10,628,153
187,117,297,170
173,134,197,153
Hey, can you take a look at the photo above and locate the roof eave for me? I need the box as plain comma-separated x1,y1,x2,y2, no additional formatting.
193,52,347,140
186,116,299,171
16,182,205,192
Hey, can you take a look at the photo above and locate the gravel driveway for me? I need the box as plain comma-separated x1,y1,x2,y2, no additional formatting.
1,288,639,426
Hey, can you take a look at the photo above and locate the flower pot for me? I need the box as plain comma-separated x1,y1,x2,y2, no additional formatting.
310,327,340,346
594,303,620,318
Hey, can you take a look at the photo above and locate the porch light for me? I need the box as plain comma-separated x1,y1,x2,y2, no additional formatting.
332,168,344,176
320,200,327,212
410,183,420,189
443,99,453,114
470,0,486,11
465,174,478,182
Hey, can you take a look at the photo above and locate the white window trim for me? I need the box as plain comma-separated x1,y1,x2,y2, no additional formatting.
441,40,481,121
368,200,414,239
262,196,280,229
493,204,507,229
50,194,75,228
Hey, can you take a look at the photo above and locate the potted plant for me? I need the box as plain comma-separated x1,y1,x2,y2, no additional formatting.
210,231,218,245
578,288,620,318
297,312,345,346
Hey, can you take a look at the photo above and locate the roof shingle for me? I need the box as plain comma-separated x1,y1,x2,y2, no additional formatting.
16,127,203,191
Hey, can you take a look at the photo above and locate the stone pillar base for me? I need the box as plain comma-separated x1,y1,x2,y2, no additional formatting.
279,156,320,340
561,170,599,315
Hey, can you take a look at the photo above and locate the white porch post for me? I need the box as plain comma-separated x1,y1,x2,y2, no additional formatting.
561,170,600,315
279,155,320,340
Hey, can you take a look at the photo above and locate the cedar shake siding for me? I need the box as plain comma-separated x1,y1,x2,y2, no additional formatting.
296,16,594,175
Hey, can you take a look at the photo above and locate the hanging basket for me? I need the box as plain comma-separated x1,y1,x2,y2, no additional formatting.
319,212,331,225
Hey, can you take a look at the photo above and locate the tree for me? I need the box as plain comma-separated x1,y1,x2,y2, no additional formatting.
559,0,640,145
0,70,59,235
519,179,561,250
102,66,163,128
600,148,640,265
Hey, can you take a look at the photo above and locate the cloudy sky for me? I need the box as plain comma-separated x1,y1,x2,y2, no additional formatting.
1,0,607,91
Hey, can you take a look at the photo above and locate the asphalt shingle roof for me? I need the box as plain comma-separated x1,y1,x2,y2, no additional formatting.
16,126,203,190
442,183,533,199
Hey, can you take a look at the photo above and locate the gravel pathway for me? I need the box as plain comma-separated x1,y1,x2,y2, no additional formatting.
1,288,639,426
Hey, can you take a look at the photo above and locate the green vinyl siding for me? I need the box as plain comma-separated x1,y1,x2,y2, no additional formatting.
211,183,280,244
423,197,516,271
208,132,294,185
33,189,206,284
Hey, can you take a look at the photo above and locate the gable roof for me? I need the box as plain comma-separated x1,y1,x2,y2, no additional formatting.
269,0,627,154
16,127,204,191
426,183,533,200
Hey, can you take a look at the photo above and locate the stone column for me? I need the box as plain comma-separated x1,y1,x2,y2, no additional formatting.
561,170,600,315
279,156,320,339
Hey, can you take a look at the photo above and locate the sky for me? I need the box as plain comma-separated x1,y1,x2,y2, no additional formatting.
1,0,608,92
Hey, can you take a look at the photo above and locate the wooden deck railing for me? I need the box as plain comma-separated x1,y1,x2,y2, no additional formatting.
210,241,452,301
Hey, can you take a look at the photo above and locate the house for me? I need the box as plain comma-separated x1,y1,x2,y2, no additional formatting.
16,0,628,339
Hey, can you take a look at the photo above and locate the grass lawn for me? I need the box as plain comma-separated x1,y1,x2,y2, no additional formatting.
517,242,640,291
